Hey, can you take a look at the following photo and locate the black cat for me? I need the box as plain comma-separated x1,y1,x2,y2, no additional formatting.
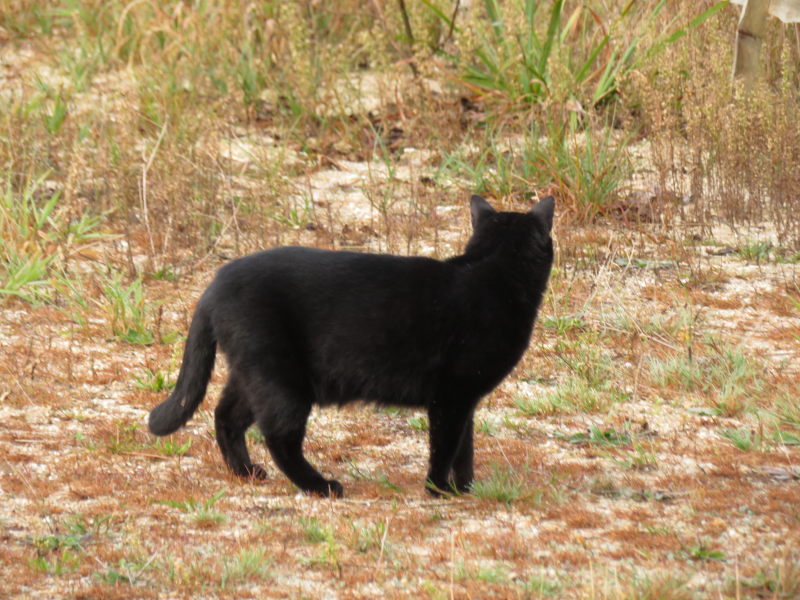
148,195,555,497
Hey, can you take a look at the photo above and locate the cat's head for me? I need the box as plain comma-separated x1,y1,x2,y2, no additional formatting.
465,194,555,262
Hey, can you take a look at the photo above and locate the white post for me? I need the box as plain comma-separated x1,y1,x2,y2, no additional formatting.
732,0,771,89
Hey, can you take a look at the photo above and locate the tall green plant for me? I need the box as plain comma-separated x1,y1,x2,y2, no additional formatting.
100,272,158,345
465,0,564,104
537,114,632,219
461,0,727,107
439,114,631,220
0,173,105,303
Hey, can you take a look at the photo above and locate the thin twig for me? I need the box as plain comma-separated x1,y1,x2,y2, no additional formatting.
445,0,461,47
374,517,391,574
449,531,456,600
140,119,168,272
397,0,419,76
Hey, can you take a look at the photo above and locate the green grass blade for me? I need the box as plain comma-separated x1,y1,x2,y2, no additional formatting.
537,0,563,76
689,0,728,29
420,0,454,29
573,34,609,84
484,0,505,43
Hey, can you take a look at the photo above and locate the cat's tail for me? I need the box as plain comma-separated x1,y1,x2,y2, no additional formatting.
148,300,216,436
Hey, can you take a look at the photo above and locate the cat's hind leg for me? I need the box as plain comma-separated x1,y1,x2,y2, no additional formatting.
249,379,343,498
215,376,267,480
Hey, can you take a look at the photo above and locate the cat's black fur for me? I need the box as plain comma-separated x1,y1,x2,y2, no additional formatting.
148,195,555,497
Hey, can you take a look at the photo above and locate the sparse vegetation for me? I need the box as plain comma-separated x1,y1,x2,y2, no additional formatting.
151,437,192,457
1,0,798,597
732,553,800,599
134,367,176,392
0,172,106,304
155,489,227,526
100,271,160,344
471,464,536,504
682,539,726,563
219,547,271,588
648,341,765,416
620,441,659,471
719,426,765,452
407,414,429,432
562,424,632,447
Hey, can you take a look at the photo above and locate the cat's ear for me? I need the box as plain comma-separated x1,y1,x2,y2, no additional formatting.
470,194,495,229
529,195,555,232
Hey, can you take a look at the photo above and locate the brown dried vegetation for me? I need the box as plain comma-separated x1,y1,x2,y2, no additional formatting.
2,0,800,598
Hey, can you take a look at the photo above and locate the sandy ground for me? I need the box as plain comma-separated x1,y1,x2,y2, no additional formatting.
1,32,799,599
1,148,799,598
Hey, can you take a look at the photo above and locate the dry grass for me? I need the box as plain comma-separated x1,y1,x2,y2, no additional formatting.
1,0,799,598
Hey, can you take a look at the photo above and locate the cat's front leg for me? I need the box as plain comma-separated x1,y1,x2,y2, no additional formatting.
450,414,474,493
425,402,473,497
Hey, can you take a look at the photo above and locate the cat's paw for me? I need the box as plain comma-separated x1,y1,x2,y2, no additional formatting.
247,464,268,480
453,481,473,494
424,480,454,498
325,480,344,498
306,479,344,498
426,477,472,497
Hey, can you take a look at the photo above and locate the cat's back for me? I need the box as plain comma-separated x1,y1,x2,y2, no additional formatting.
206,245,455,312
214,245,445,285
216,246,347,279
210,246,354,293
